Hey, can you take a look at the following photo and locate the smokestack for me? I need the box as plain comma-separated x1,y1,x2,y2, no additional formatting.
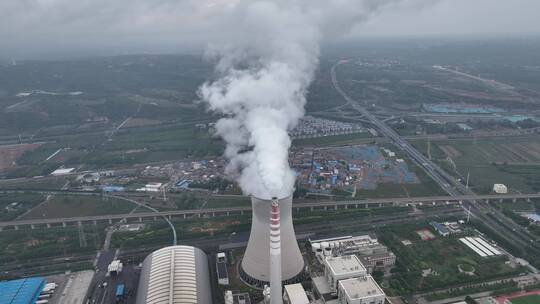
240,196,304,288
269,198,282,304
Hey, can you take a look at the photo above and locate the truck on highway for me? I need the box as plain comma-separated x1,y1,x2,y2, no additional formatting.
116,284,125,303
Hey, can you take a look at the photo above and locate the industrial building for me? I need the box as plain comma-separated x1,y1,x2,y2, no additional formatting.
136,245,212,304
324,256,367,292
310,235,396,272
0,277,45,304
459,237,502,258
240,196,305,288
430,221,450,236
337,276,385,304
283,284,310,304
224,290,251,304
312,255,387,304
493,183,508,194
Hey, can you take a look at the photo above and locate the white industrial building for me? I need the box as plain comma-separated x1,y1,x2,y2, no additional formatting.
459,237,501,258
313,255,367,299
311,255,387,304
283,284,310,304
325,256,367,292
338,276,385,304
310,235,396,272
135,245,212,304
493,184,508,194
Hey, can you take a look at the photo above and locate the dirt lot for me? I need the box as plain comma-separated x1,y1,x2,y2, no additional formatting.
0,143,41,170
123,117,163,128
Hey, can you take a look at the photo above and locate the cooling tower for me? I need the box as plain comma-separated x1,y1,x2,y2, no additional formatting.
240,195,305,288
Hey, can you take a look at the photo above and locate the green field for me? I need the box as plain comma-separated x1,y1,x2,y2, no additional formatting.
20,195,136,219
0,193,45,221
411,135,540,194
511,294,540,304
0,225,105,264
379,222,525,295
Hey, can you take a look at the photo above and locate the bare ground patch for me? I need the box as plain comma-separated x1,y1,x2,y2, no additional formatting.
0,143,41,170
438,145,462,158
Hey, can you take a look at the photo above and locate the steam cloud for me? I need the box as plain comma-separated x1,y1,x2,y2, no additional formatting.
199,0,428,199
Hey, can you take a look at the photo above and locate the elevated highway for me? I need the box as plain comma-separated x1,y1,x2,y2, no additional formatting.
0,191,538,230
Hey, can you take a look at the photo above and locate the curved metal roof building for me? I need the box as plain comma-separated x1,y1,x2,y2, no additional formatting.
136,245,212,304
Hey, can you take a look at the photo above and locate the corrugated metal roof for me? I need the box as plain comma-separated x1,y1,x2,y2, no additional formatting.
144,246,199,304
0,277,45,304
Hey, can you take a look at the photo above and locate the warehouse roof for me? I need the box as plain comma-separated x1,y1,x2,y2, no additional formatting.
325,255,365,276
136,245,212,304
339,276,385,300
0,277,45,304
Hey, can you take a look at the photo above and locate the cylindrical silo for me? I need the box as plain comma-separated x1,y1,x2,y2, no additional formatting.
240,195,305,288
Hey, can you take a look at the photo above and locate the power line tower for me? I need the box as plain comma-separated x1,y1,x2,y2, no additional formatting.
78,224,87,248
427,136,432,160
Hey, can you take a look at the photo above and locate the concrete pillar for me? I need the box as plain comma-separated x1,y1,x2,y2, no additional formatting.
310,206,314,212
153,216,157,221
296,207,300,212
46,223,51,229
344,205,348,210
108,219,113,224
485,199,489,204
212,212,215,217
14,225,19,231
77,221,82,227
0,227,3,232
355,204,358,208
324,206,328,211
62,222,67,228
241,210,244,215
30,224,35,230
227,211,230,216
168,215,172,220
138,217,142,222
379,203,383,208
93,220,97,225
334,205,338,211
527,198,531,203
513,198,517,203
365,204,368,209
183,214,186,219
499,199,503,203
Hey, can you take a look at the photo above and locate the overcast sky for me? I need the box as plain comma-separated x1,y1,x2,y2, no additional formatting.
1,0,540,59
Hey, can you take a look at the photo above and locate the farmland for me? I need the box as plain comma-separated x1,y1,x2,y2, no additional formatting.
19,195,136,219
411,135,540,193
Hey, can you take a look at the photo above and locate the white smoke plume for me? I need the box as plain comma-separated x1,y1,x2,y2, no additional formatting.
199,0,431,199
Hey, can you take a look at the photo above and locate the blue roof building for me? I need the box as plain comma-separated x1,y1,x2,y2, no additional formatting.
430,221,450,237
0,277,45,304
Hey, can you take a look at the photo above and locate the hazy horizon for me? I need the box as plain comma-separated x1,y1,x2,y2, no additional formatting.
2,0,540,60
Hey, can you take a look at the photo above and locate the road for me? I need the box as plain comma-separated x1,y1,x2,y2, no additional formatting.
2,190,540,229
331,60,540,259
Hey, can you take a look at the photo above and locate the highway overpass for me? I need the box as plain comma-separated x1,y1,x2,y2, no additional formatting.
0,192,538,231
